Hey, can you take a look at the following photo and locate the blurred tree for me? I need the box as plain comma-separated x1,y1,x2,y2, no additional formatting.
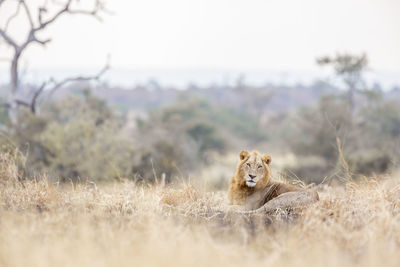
0,0,108,123
285,92,400,182
133,100,227,180
317,53,368,114
187,122,225,159
288,95,351,162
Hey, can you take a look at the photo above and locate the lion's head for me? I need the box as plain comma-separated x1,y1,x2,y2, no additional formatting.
237,150,271,188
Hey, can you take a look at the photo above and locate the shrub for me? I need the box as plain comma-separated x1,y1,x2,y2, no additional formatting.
285,94,399,182
3,90,135,182
132,100,227,181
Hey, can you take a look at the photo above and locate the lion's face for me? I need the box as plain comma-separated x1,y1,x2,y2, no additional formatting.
239,150,271,188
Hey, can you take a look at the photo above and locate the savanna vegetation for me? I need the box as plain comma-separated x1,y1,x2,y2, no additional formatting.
1,1,400,266
2,152,400,267
1,53,399,185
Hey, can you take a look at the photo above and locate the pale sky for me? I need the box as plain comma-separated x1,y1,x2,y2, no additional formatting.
1,0,400,74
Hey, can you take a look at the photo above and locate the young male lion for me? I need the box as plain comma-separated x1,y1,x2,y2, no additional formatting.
228,150,308,210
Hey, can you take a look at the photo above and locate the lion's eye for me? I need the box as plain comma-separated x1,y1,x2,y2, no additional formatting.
246,163,251,167
258,165,262,169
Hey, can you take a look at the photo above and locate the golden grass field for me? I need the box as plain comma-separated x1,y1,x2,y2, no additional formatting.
1,152,400,267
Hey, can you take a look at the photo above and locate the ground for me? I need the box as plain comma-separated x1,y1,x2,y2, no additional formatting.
1,167,400,267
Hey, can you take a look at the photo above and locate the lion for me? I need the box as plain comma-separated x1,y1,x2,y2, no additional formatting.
228,150,318,210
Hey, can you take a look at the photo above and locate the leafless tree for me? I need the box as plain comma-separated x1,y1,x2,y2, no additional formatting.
0,0,108,122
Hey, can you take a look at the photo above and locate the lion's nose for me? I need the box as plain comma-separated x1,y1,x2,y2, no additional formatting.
249,174,256,179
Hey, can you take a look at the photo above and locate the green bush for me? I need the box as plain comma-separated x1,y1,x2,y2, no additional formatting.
133,100,227,181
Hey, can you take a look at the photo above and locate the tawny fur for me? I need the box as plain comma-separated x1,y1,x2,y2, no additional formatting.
228,150,300,210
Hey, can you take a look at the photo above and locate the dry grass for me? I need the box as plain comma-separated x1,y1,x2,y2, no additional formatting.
1,153,400,267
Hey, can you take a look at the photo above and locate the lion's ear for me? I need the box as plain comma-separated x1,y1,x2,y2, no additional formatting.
239,150,249,161
262,155,272,165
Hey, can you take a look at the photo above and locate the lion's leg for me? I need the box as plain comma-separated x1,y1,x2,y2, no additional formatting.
257,182,300,207
231,190,319,216
256,190,319,214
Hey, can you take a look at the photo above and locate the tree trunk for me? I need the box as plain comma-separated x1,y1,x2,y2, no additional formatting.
347,87,355,114
8,49,21,124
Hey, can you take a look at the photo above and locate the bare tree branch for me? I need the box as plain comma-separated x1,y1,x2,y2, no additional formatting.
0,29,18,49
14,99,31,108
30,82,47,113
38,6,47,25
0,82,44,113
47,60,110,98
33,37,52,45
20,0,34,28
34,0,105,31
8,59,109,114
34,0,72,30
4,0,22,32
7,61,108,114
67,0,106,21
